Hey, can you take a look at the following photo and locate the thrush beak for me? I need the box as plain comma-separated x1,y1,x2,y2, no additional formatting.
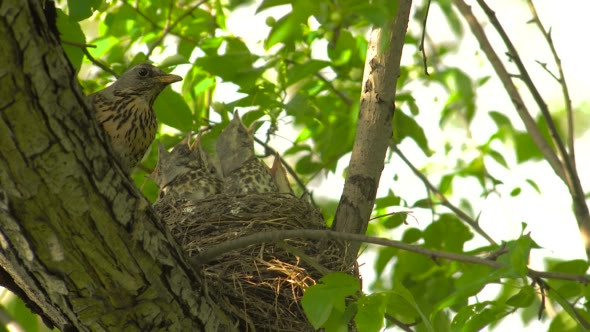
154,74,182,84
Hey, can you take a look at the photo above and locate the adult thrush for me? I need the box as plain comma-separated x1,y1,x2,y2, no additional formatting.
216,112,278,194
153,134,223,202
90,63,182,169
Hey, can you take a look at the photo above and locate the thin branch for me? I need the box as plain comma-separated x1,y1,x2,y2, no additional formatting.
418,0,432,76
451,0,564,181
475,0,572,175
315,72,353,106
395,147,497,245
385,313,415,332
120,0,200,46
284,59,353,106
464,0,590,258
61,40,119,77
145,0,207,58
191,229,590,284
526,0,576,170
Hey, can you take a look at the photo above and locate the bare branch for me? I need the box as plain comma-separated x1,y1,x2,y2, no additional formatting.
395,148,497,245
61,40,119,77
192,229,590,284
451,0,564,181
458,0,590,258
418,0,433,76
526,0,576,170
146,0,207,58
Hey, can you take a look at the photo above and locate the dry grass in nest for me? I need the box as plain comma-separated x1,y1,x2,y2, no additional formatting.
154,193,355,331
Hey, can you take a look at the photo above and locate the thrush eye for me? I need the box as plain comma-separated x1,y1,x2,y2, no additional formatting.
138,68,149,77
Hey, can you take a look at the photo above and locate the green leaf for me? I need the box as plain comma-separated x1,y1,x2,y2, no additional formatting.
514,131,544,162
265,11,306,49
393,109,431,156
454,302,510,332
392,281,434,332
525,179,541,194
301,273,360,329
256,0,292,13
287,60,331,86
506,285,535,307
510,187,521,197
68,0,101,21
56,9,86,73
487,149,508,168
548,311,580,332
547,288,590,330
434,266,507,321
355,293,387,332
295,154,322,175
153,89,193,131
158,55,189,68
423,214,473,252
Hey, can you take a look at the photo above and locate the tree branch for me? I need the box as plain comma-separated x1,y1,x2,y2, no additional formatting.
395,148,497,245
526,0,576,170
453,0,590,258
451,0,564,181
192,229,590,284
332,0,413,264
145,0,207,58
453,0,590,257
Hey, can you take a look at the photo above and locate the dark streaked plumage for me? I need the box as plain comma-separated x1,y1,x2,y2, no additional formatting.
153,134,223,202
216,112,278,194
90,63,182,169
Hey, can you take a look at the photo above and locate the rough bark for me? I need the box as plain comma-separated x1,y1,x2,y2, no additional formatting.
332,1,412,262
0,1,228,331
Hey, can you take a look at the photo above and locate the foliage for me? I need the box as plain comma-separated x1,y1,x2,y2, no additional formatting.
5,0,587,331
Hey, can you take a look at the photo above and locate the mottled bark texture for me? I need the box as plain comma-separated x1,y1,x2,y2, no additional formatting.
332,1,412,263
0,1,227,331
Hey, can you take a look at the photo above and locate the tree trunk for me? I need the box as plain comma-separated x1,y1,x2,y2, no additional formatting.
0,1,228,330
332,0,412,263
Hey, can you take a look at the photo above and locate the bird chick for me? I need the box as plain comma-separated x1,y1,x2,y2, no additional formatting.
90,63,182,170
152,134,223,202
270,154,293,194
216,112,278,194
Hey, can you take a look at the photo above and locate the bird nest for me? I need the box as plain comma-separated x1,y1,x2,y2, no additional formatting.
154,193,355,331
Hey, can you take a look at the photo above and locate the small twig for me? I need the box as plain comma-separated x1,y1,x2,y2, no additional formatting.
61,40,97,48
526,0,576,170
395,147,497,245
120,0,199,45
470,0,590,258
284,59,353,106
191,229,590,284
315,72,353,106
418,0,432,76
534,60,560,83
385,313,414,332
146,0,207,58
62,40,119,77
451,0,564,181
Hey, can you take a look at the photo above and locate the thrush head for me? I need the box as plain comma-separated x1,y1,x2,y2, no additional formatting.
216,111,256,177
153,134,223,201
90,63,182,169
